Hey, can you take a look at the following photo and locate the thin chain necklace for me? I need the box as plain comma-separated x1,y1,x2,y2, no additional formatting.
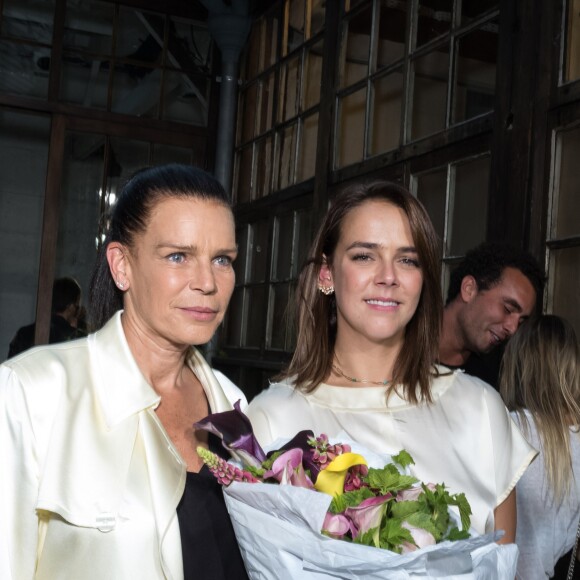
331,362,390,386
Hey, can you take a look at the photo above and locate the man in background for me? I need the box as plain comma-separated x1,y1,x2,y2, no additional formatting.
8,277,86,358
439,242,545,388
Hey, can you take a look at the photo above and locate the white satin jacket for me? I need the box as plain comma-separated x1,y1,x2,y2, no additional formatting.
0,312,246,580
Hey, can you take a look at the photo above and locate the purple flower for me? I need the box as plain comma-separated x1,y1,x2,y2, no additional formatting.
197,446,259,485
322,512,351,539
267,430,320,481
264,448,314,489
344,464,369,492
194,400,266,467
344,494,392,541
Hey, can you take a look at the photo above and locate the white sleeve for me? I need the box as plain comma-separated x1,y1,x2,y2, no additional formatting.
213,370,248,411
246,392,277,447
0,365,40,579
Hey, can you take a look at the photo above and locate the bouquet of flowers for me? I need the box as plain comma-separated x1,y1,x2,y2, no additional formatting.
195,402,518,579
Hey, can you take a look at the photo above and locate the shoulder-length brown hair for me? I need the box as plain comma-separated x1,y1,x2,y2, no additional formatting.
280,180,442,404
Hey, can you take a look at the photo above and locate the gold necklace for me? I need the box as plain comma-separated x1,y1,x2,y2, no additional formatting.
331,363,390,386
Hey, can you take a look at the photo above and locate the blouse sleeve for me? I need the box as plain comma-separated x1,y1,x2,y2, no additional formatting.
480,381,538,506
246,390,279,447
0,364,41,579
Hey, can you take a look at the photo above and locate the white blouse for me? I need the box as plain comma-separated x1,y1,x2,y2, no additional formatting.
247,368,537,536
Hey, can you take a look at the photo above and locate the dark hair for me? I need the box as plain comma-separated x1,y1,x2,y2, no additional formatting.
446,242,544,305
89,164,231,330
52,277,81,313
281,180,442,404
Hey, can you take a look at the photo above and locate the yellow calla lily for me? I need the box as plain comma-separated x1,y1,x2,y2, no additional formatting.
314,452,368,496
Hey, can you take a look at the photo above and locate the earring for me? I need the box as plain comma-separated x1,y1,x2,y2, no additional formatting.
117,280,125,289
318,285,334,296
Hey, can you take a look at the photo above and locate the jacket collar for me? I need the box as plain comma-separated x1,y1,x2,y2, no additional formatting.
90,311,233,429
89,311,161,430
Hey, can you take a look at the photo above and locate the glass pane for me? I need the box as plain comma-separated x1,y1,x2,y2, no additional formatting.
0,110,50,361
255,137,273,198
163,71,209,126
310,0,326,37
415,168,447,247
553,126,580,238
339,6,372,88
449,156,490,255
297,112,318,182
304,41,323,109
270,283,291,349
0,40,50,98
151,143,192,165
345,0,368,12
274,213,296,281
377,0,407,69
115,8,165,66
249,219,270,283
106,137,150,200
295,209,313,276
63,0,113,53
245,286,267,347
461,0,499,26
264,9,280,70
234,225,250,284
565,0,580,82
235,145,253,204
60,51,109,109
286,0,305,54
410,46,449,141
169,18,212,72
2,0,55,42
55,132,104,319
225,288,245,347
244,19,263,79
111,64,161,118
452,22,497,124
550,246,580,336
278,56,301,122
277,123,298,189
337,87,367,168
369,71,403,155
417,0,452,47
258,73,275,135
240,82,259,143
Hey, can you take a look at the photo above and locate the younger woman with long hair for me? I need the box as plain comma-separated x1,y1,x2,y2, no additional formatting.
500,314,580,579
247,180,536,542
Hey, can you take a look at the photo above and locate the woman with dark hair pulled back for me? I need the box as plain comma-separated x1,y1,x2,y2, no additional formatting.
0,164,249,579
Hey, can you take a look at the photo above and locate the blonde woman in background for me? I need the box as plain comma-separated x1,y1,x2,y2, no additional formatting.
500,314,580,579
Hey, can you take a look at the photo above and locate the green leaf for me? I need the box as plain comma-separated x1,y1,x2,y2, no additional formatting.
448,492,472,531
260,450,283,471
329,487,375,514
392,450,415,469
390,500,423,520
405,511,442,541
353,528,379,548
445,526,471,541
378,518,414,553
246,464,265,478
366,467,419,495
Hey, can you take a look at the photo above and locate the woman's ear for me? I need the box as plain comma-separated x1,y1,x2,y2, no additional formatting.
106,242,130,291
318,255,333,288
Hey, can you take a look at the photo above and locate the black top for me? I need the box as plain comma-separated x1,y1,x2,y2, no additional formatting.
442,345,505,391
8,314,85,358
177,435,249,580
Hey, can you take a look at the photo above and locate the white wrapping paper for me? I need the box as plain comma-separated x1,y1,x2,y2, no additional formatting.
223,482,518,579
